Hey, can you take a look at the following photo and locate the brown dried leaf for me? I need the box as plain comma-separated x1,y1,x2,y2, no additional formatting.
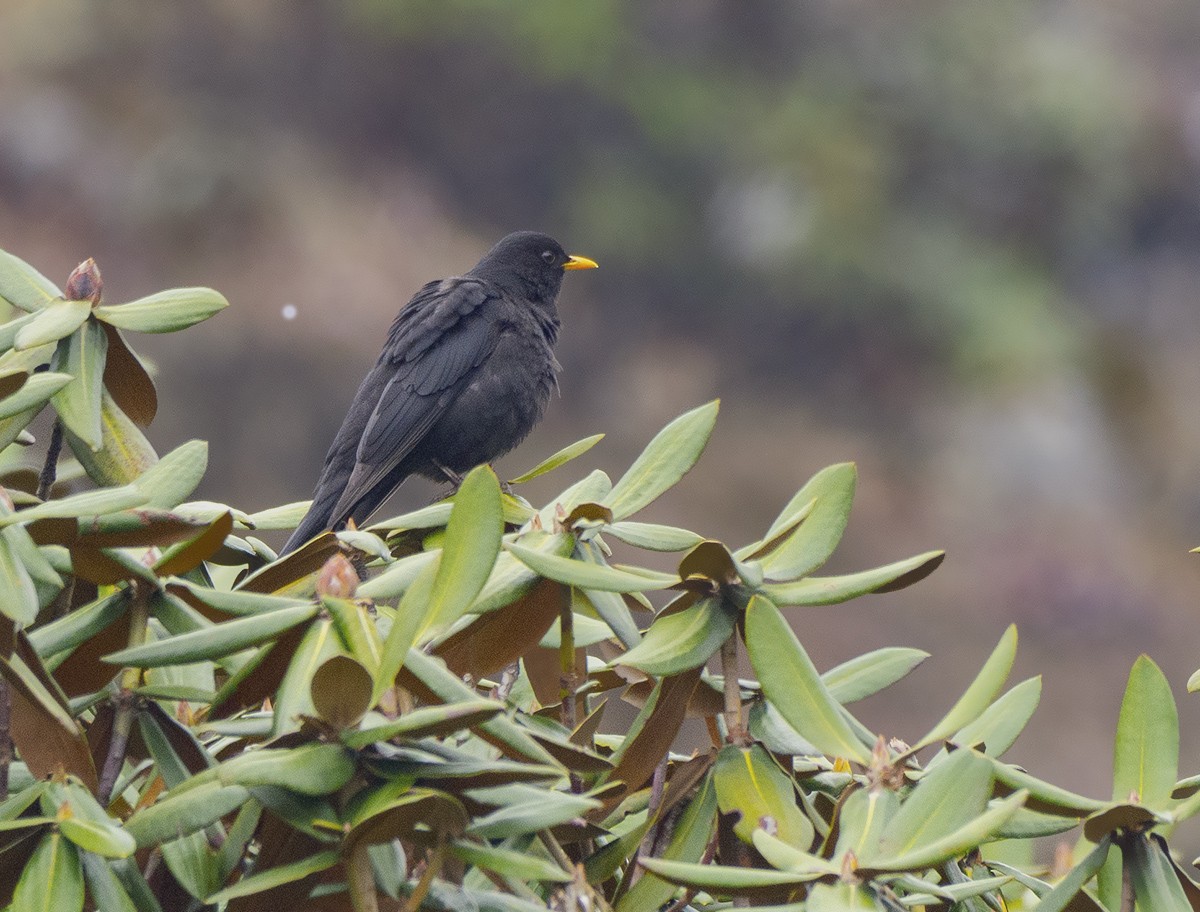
100,323,157,426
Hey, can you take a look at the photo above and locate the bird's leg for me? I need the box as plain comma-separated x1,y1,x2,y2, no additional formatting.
433,460,464,488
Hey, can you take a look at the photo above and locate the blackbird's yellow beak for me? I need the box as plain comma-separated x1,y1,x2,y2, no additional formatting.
564,254,598,271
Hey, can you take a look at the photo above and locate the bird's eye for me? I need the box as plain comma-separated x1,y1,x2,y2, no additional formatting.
541,250,556,264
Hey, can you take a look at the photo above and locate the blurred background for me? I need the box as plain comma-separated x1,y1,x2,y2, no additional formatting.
3,0,1200,827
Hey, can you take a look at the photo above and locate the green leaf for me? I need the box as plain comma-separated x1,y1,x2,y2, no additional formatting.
865,791,1027,874
132,440,209,509
752,829,840,875
398,649,559,767
713,743,815,849
342,700,503,748
1112,655,1178,808
49,318,107,450
635,857,814,892
806,881,881,911
419,465,504,639
912,624,1018,750
0,528,39,624
759,463,857,579
831,787,900,862
14,298,91,351
761,550,945,606
63,388,159,486
94,287,229,333
988,758,1105,816
505,540,677,592
0,248,59,312
205,849,341,903
59,816,137,858
1032,835,1112,912
508,433,604,484
603,521,706,552
450,840,574,883
951,676,1041,757
79,853,139,912
466,789,600,839
104,603,318,667
0,372,72,420
217,743,356,796
161,831,222,901
603,400,719,520
1127,832,1191,912
124,779,246,847
356,548,438,602
11,832,84,912
823,647,930,704
616,777,719,912
0,484,148,527
744,595,870,764
615,596,735,676
871,749,994,865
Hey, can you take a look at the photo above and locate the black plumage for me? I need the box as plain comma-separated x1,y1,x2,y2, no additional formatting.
282,231,596,554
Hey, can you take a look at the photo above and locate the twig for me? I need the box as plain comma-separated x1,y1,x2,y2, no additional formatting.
36,420,64,501
0,677,10,802
347,840,380,912
99,584,150,805
721,634,747,745
1120,849,1134,912
629,756,669,888
559,602,577,732
403,842,446,912
539,830,575,874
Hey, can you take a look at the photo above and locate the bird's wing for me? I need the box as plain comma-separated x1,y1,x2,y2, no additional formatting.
326,277,498,524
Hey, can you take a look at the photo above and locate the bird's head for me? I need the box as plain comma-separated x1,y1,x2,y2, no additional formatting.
470,231,597,303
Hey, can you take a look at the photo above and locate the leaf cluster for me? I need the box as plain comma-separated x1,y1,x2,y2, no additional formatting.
0,247,1193,911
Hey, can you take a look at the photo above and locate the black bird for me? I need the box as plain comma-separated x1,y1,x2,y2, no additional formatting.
281,231,597,554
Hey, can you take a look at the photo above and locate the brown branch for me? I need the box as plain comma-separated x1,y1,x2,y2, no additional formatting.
0,677,10,802
721,634,747,745
36,420,64,501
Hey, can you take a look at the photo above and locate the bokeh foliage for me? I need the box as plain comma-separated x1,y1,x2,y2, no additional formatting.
0,248,1194,911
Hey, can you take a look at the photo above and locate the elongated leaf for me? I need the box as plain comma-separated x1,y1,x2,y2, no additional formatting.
101,322,157,425
161,831,222,901
342,700,502,748
864,791,1026,874
989,758,1105,816
11,832,83,912
1126,832,1190,911
912,624,1018,750
79,852,139,912
450,840,573,883
467,790,600,839
104,603,317,667
615,778,718,912
823,647,930,704
752,829,840,875
399,650,559,766
0,248,59,312
64,388,159,487
615,596,735,676
14,298,90,351
762,550,945,606
833,786,900,862
94,287,229,333
124,779,244,847
133,440,208,509
759,463,857,579
59,816,137,858
603,400,719,519
356,548,438,602
603,521,706,552
1112,654,1178,808
807,882,880,910
49,318,107,450
2,484,148,527
1033,835,1112,912
635,857,813,892
218,743,355,795
0,372,72,420
508,433,604,484
505,540,676,592
873,749,993,863
0,530,38,624
744,595,870,764
205,849,340,903
418,465,503,639
272,616,340,736
713,743,814,848
952,676,1042,757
